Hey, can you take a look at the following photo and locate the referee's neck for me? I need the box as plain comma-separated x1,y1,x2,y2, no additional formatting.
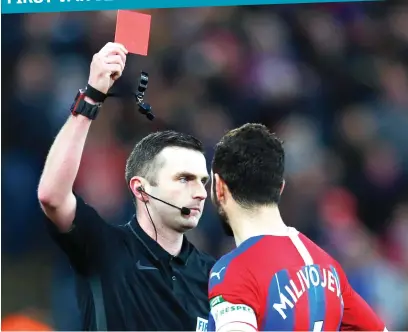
136,211,184,256
229,205,288,246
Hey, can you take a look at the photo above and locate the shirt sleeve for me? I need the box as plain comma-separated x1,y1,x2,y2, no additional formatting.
46,193,113,274
208,259,260,332
337,265,386,331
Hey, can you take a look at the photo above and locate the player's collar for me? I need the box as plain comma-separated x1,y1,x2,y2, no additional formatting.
237,227,299,246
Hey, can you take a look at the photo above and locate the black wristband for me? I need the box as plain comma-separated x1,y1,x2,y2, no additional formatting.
70,89,101,120
85,84,107,103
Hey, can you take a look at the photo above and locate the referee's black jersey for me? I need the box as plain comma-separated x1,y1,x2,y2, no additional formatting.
47,194,216,331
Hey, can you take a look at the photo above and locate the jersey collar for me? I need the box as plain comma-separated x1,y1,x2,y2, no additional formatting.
127,215,192,265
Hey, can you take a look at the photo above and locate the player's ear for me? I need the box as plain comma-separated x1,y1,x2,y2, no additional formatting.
214,173,225,203
129,176,149,202
280,179,285,195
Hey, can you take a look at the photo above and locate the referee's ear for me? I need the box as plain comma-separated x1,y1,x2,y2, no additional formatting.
129,176,149,203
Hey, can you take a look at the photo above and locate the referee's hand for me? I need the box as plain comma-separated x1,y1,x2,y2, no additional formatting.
88,42,128,94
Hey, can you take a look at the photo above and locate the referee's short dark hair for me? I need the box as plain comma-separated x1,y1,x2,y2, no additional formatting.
212,123,285,207
125,130,204,188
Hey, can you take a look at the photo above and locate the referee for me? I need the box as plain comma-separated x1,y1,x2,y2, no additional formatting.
38,42,215,331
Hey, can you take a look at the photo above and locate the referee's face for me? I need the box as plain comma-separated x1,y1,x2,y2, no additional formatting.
151,147,209,231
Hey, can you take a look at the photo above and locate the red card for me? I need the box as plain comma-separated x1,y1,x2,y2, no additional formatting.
115,10,151,56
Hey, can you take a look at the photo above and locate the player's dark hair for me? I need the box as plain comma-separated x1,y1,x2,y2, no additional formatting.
212,123,285,207
125,130,204,197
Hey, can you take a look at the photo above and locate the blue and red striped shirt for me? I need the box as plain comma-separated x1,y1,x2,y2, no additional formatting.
208,228,386,331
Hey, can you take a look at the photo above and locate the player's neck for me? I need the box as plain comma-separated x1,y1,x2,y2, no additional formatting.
137,210,184,256
228,204,288,247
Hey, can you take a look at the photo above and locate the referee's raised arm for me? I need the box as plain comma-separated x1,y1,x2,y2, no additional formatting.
36,41,216,331
37,42,128,232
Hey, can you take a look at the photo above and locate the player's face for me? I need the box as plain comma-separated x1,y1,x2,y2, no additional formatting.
151,147,209,232
210,171,234,237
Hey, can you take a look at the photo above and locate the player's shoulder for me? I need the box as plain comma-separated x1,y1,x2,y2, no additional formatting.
297,231,345,276
209,235,265,273
299,232,339,261
209,251,235,280
209,236,265,292
208,252,239,295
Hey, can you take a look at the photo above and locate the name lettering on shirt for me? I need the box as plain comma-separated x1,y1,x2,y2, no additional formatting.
273,265,341,319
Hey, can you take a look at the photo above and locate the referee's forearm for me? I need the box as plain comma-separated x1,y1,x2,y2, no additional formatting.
38,104,94,206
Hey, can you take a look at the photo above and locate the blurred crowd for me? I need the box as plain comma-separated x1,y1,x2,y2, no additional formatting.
2,1,408,330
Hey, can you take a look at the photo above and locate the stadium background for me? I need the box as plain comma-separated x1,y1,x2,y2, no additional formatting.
2,2,408,330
